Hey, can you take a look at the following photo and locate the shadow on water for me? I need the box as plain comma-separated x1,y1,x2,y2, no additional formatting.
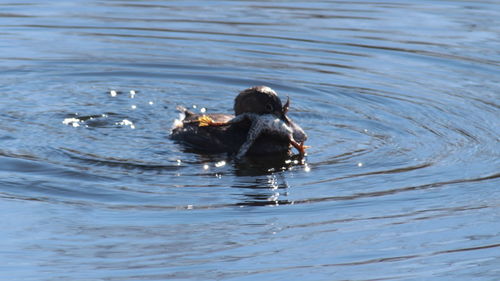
233,153,307,177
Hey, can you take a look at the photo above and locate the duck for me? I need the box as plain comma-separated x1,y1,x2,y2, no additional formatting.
170,86,308,158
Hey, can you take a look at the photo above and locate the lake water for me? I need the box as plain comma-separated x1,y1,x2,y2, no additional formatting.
1,0,499,280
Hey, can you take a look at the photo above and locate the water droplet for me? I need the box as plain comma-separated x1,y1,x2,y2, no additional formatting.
304,165,311,172
203,164,209,170
357,162,363,167
130,90,136,98
200,107,206,113
215,161,226,167
110,90,117,97
117,119,135,129
62,118,81,127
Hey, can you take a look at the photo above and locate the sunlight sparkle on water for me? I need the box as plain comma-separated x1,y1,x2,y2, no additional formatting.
267,175,279,189
304,164,311,172
117,119,135,129
3,1,500,280
215,161,226,167
62,118,81,127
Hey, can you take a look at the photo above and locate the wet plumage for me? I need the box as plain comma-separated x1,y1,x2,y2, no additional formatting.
170,86,307,157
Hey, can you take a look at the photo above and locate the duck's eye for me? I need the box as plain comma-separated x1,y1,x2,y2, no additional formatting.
265,103,274,112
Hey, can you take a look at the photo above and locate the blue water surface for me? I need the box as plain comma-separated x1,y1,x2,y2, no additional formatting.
1,1,499,280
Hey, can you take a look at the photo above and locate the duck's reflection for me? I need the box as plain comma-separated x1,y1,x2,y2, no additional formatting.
232,153,306,176
231,172,292,207
232,154,308,207
188,149,308,207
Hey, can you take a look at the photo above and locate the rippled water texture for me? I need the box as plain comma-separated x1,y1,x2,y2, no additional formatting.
1,1,499,280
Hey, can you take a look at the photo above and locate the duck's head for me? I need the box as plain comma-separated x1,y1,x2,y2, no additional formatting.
234,86,285,117
234,86,307,143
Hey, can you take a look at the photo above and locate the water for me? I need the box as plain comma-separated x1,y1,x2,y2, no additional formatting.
1,0,499,280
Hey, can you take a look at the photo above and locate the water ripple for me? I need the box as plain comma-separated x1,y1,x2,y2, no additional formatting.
1,0,499,280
